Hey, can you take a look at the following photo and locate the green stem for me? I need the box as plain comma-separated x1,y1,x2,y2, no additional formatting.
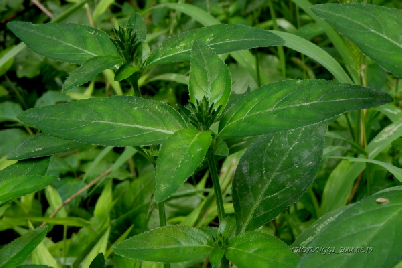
269,0,286,78
158,202,170,268
207,150,225,222
127,72,142,97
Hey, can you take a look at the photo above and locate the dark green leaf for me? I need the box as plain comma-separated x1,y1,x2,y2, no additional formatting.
155,129,211,202
311,3,402,77
113,225,214,263
89,253,105,268
18,96,186,146
8,133,86,160
16,265,54,268
7,22,120,64
219,80,392,137
0,227,48,268
233,123,326,233
0,129,29,157
294,186,402,268
115,63,140,81
1,157,50,178
392,138,402,151
210,248,225,265
189,41,231,111
225,231,299,268
63,56,123,91
126,13,146,41
146,24,283,66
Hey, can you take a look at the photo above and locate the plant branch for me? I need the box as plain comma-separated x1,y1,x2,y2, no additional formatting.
31,0,54,18
40,168,113,227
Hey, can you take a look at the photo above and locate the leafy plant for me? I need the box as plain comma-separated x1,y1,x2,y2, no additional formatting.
1,1,402,268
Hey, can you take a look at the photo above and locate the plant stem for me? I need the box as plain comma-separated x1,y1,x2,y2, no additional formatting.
269,0,286,78
127,72,142,97
158,202,170,268
207,150,226,222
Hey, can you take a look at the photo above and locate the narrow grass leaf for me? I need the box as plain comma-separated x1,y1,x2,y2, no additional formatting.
113,225,214,263
18,96,186,146
7,22,120,64
155,129,211,202
233,123,326,233
294,186,402,268
189,41,231,110
219,80,392,137
146,24,283,66
311,3,402,77
225,231,299,268
0,226,48,268
63,56,123,92
8,133,85,160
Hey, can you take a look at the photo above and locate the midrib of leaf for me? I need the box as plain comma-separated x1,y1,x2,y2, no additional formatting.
223,97,377,133
240,130,303,233
317,8,402,50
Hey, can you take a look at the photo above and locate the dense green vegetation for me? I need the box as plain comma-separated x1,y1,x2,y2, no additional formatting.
0,0,401,267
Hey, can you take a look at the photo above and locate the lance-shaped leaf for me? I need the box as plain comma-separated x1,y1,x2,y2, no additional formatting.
113,225,214,263
0,227,48,268
146,24,283,66
8,133,86,160
219,79,392,137
0,158,58,203
225,231,299,268
293,186,402,268
311,3,402,78
155,129,211,202
89,253,105,268
189,41,231,111
63,56,123,92
18,96,186,147
7,22,120,64
126,13,146,42
233,123,326,233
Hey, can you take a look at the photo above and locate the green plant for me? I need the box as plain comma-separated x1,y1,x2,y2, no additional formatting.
1,1,402,268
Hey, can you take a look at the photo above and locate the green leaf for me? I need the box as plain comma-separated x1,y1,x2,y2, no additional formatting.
92,0,114,22
18,217,91,228
89,253,105,268
126,13,147,41
155,129,211,202
0,101,23,123
7,22,120,64
146,24,283,66
189,41,231,111
115,64,140,81
16,265,54,268
219,80,392,137
1,157,50,177
113,225,214,263
392,138,402,150
0,129,29,158
233,123,326,233
8,133,86,160
18,96,186,146
63,56,123,92
0,175,58,204
0,46,15,76
225,231,299,268
34,91,71,107
333,156,402,183
270,30,352,84
311,3,402,78
0,226,48,268
294,186,402,268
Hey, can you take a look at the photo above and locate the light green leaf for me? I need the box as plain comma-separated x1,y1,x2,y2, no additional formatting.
18,216,91,228
31,240,59,268
16,265,53,268
113,225,214,263
93,0,114,22
8,133,86,160
0,227,48,268
155,129,211,202
234,123,326,233
7,22,120,64
225,231,299,268
334,156,402,182
34,91,71,107
219,80,392,137
63,56,123,91
311,3,402,78
126,13,146,41
189,41,231,111
0,101,23,123
146,24,283,66
115,64,140,81
0,46,14,76
148,73,189,85
294,186,402,268
18,96,186,146
270,30,352,83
